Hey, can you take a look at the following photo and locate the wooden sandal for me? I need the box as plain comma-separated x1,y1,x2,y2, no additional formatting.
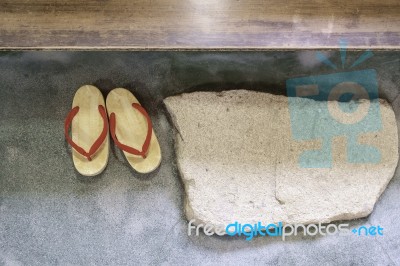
106,88,161,173
64,85,109,176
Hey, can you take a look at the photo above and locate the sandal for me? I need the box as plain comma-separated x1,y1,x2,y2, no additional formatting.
64,85,109,176
106,88,161,173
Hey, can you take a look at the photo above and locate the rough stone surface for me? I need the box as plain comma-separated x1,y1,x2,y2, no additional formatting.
1,51,400,265
164,90,399,230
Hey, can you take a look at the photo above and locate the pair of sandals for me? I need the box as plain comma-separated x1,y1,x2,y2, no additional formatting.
64,85,161,176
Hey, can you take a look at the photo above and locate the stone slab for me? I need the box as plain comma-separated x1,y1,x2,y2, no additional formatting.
164,90,398,231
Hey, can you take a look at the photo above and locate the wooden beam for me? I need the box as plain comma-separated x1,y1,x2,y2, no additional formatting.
0,0,399,50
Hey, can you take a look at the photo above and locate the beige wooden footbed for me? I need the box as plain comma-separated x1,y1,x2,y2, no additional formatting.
71,85,109,176
106,88,161,173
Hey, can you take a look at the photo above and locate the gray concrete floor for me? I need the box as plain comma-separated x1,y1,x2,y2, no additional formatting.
0,51,399,265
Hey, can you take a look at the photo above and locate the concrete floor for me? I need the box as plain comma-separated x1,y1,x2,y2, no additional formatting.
0,51,399,265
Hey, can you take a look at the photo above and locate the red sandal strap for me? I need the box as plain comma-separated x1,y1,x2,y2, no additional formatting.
64,105,108,161
109,103,153,159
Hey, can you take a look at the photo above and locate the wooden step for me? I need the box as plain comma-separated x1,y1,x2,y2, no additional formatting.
1,0,399,50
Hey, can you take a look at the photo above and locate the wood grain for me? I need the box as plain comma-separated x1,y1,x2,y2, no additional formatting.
0,0,399,50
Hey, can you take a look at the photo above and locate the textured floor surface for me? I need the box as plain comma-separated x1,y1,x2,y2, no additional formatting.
0,51,399,265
